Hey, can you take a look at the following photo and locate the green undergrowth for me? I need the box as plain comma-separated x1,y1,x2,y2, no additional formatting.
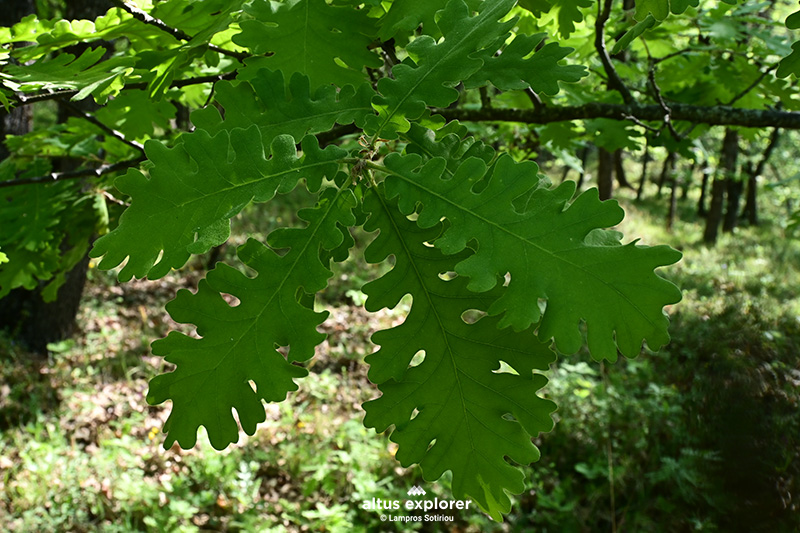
1,184,799,531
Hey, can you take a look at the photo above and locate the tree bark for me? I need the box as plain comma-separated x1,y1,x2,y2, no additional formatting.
741,128,781,226
741,171,758,226
667,167,678,232
698,169,710,216
656,152,676,198
0,256,90,354
704,129,739,244
723,171,743,232
636,138,649,201
597,147,615,200
613,149,633,189
680,160,697,200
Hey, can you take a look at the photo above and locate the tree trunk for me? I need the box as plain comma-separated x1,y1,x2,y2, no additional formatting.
741,171,758,226
576,146,589,189
667,168,678,232
614,149,633,189
741,128,781,226
0,256,91,354
560,164,571,183
704,129,739,244
0,0,35,159
656,152,676,198
698,169,710,216
636,138,649,201
722,172,743,232
597,147,614,200
680,160,697,200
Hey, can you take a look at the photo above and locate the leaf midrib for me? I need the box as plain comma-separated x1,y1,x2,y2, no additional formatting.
372,0,510,140
379,160,659,330
371,189,481,481
161,188,348,436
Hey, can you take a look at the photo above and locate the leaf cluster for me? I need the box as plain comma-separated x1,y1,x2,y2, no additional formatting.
0,0,689,519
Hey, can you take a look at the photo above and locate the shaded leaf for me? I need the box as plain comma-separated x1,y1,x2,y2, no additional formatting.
90,130,345,281
635,0,669,21
553,0,593,38
148,186,358,450
382,149,682,361
611,14,657,55
234,0,380,89
466,33,586,94
778,41,800,79
377,0,481,40
2,46,134,103
191,69,374,146
361,187,556,519
364,0,517,138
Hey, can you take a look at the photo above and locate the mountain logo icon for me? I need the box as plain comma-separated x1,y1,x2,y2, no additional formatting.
407,485,427,496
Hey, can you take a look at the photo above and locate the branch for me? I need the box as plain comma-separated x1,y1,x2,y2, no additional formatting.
647,66,680,138
60,100,145,154
525,88,545,111
0,157,144,188
435,103,800,130
724,62,779,107
110,0,248,62
2,124,360,189
10,71,238,106
652,46,710,64
595,0,634,104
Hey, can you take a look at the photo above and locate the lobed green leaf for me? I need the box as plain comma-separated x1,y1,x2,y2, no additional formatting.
90,129,345,281
465,33,587,94
191,69,374,146
381,147,682,361
361,187,556,519
364,0,517,139
611,15,657,55
148,186,358,450
377,0,482,40
234,0,381,89
2,47,135,103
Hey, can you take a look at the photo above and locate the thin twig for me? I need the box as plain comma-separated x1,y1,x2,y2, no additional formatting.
10,71,238,106
652,46,708,64
60,100,145,154
0,157,145,188
595,0,634,104
620,113,660,132
102,190,129,207
724,62,779,107
648,66,680,139
526,88,545,111
110,0,248,61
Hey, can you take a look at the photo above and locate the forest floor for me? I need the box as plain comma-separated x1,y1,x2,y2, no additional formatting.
1,188,800,532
